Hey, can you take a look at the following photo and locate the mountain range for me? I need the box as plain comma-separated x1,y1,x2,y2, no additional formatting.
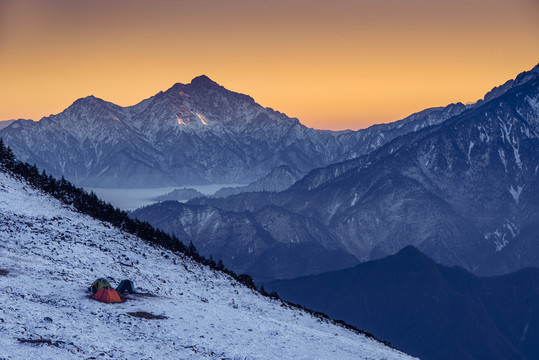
0,76,466,188
133,63,539,280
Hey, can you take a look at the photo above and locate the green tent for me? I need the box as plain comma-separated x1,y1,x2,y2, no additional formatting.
116,279,136,294
89,278,112,293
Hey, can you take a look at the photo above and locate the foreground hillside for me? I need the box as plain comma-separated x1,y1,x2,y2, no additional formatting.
0,170,412,359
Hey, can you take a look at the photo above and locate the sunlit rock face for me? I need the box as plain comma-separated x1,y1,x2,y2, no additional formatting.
0,75,464,188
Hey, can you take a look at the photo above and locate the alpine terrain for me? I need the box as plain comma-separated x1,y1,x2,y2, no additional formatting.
0,120,16,130
132,63,539,280
0,76,467,188
0,159,414,359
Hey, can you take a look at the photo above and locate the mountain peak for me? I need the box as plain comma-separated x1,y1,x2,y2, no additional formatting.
396,245,426,258
384,246,437,272
71,95,101,106
190,75,219,88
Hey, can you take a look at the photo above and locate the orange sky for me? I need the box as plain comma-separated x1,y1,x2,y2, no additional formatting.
0,0,538,130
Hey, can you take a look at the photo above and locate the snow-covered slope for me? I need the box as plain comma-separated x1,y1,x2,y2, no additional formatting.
0,171,413,360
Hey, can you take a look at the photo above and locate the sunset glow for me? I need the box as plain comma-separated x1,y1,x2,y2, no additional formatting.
197,114,208,126
0,0,538,130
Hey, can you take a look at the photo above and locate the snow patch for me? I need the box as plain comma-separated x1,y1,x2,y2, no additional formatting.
521,322,530,342
499,118,513,145
526,95,539,111
467,141,475,161
505,222,518,238
478,125,490,143
509,185,523,204
493,231,509,252
498,149,507,172
513,146,522,169
96,165,110,177
351,193,359,207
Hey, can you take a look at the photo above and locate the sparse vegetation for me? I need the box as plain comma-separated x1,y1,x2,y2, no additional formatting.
127,311,167,320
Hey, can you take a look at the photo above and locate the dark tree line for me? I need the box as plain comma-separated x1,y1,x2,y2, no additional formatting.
0,138,246,280
0,138,389,346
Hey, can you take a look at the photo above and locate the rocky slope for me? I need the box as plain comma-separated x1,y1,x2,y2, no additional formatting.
132,201,359,281
0,119,16,130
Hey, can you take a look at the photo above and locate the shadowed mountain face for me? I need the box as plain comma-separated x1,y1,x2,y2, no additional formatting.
132,201,360,281
212,165,305,198
266,246,539,360
0,76,465,188
132,64,539,279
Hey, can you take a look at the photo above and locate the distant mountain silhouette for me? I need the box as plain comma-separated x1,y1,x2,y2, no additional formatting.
267,246,539,360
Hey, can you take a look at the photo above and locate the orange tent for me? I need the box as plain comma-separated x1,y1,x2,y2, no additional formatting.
91,286,123,303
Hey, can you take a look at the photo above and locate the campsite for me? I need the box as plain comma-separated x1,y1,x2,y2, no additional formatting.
88,278,158,305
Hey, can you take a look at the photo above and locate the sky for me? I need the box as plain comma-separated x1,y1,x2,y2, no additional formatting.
0,0,538,130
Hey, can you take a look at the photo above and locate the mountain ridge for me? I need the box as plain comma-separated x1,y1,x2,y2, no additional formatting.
0,74,475,188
